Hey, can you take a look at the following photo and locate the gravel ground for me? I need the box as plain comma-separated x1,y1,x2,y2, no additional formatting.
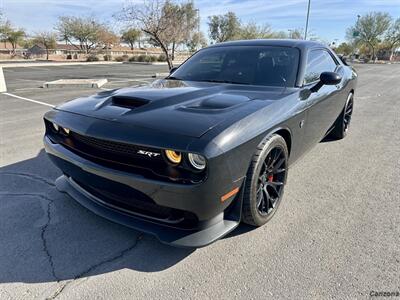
0,63,398,299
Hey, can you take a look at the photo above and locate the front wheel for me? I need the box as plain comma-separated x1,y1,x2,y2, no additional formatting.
330,93,354,140
242,134,288,226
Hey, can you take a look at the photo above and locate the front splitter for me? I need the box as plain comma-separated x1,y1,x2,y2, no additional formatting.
55,175,241,248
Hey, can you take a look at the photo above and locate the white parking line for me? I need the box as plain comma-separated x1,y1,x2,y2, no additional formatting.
109,79,151,84
15,78,44,83
2,92,55,108
110,75,154,79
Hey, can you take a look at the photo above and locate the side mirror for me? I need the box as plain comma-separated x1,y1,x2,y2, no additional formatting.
169,67,178,74
320,72,342,85
310,71,341,93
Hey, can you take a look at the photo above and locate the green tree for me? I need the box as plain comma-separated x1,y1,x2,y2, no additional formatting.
208,12,241,43
55,16,104,53
186,31,207,52
121,28,142,49
33,32,57,60
0,13,11,40
287,29,303,39
161,1,199,60
237,22,273,39
385,18,400,60
4,28,25,55
335,42,353,56
347,12,392,60
0,12,25,54
22,38,35,49
119,0,198,69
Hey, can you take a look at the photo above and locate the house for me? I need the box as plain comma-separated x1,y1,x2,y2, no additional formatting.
27,43,81,58
27,43,165,59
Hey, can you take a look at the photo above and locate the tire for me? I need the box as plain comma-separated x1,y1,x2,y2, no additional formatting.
329,93,354,140
242,134,288,226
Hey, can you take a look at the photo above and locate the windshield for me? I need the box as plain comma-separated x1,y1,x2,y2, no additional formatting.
170,46,300,87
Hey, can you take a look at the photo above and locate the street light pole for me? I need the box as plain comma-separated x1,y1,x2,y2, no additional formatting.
304,0,311,40
195,8,200,34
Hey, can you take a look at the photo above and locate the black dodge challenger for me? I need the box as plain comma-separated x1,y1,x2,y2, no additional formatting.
44,40,357,247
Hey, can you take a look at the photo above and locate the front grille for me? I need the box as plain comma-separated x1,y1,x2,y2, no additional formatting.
70,132,161,160
45,119,205,183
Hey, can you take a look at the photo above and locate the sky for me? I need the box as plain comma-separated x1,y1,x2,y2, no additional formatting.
1,0,399,43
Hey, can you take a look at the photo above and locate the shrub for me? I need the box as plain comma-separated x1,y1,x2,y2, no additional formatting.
157,53,167,62
149,55,158,62
114,56,125,62
86,55,99,62
66,54,72,60
122,54,129,61
137,54,147,62
128,56,138,62
103,54,112,61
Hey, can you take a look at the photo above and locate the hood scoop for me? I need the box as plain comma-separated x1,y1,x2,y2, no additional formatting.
112,96,149,109
184,94,251,111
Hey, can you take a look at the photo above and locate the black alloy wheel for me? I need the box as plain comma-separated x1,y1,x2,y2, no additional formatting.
330,92,354,140
343,94,354,133
242,134,288,226
256,147,286,215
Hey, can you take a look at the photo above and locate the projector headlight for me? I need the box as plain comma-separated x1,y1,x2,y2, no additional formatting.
165,150,182,164
188,153,206,170
62,127,70,135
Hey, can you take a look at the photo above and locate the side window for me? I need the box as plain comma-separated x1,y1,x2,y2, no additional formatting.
304,50,337,84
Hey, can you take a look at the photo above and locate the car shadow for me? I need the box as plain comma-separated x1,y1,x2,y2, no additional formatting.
0,149,195,284
320,135,338,143
224,223,256,238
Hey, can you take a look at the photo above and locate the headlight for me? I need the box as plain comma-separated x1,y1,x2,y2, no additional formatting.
165,150,182,164
52,122,59,131
188,153,206,170
62,127,70,135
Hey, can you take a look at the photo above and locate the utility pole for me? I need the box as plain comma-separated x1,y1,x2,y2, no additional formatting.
304,0,311,40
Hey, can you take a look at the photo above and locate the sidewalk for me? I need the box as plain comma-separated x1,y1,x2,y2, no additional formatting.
0,61,124,68
0,59,187,68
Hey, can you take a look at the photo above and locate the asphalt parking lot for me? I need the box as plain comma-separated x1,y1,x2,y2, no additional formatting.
0,63,399,299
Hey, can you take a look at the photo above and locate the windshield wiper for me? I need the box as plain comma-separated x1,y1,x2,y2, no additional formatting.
199,79,250,85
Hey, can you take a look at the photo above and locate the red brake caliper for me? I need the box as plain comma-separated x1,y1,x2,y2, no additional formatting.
267,175,274,182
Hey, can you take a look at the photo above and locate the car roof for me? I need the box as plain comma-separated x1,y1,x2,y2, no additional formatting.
207,39,326,51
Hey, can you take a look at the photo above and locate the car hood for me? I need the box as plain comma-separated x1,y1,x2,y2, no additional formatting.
56,79,292,138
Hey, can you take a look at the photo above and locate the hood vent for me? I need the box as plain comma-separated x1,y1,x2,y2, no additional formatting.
112,96,149,109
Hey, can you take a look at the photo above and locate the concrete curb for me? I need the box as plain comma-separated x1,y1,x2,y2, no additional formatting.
43,78,108,88
123,61,184,66
152,73,170,78
0,61,123,68
0,67,7,92
123,61,168,65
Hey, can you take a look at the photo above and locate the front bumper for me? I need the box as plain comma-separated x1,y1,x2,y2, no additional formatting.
44,136,244,247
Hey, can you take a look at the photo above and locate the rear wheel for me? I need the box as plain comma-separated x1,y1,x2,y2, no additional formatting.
242,134,288,226
330,93,354,140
